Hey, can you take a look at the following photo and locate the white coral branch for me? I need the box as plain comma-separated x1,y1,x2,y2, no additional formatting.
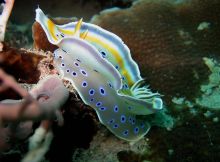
22,123,53,162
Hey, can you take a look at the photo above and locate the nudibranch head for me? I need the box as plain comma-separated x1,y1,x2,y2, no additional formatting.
35,8,163,142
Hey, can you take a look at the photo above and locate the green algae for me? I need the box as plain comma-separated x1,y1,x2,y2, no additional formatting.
196,57,220,109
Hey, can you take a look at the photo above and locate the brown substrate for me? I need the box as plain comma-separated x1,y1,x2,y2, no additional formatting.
0,45,98,162
91,0,220,104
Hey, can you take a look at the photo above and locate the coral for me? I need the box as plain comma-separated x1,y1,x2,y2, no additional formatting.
5,23,33,48
45,92,98,162
11,0,135,24
32,0,220,104
196,57,220,109
0,43,44,86
71,108,174,162
0,41,98,162
1,1,98,161
90,0,220,104
32,22,58,52
22,122,54,162
66,1,220,161
146,113,220,162
72,126,149,162
0,70,69,154
0,73,69,122
30,75,69,116
79,110,218,162
3,0,220,161
3,46,99,162
0,0,32,49
0,0,14,42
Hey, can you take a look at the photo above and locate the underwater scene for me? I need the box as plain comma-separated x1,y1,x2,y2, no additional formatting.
0,0,220,162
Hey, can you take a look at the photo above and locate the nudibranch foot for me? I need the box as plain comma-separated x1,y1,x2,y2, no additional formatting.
120,93,162,116
52,37,161,141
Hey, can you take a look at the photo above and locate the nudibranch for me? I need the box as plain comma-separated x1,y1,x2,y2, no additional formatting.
35,8,163,141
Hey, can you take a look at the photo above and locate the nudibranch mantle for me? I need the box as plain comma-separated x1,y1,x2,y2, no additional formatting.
36,8,141,89
35,8,163,142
